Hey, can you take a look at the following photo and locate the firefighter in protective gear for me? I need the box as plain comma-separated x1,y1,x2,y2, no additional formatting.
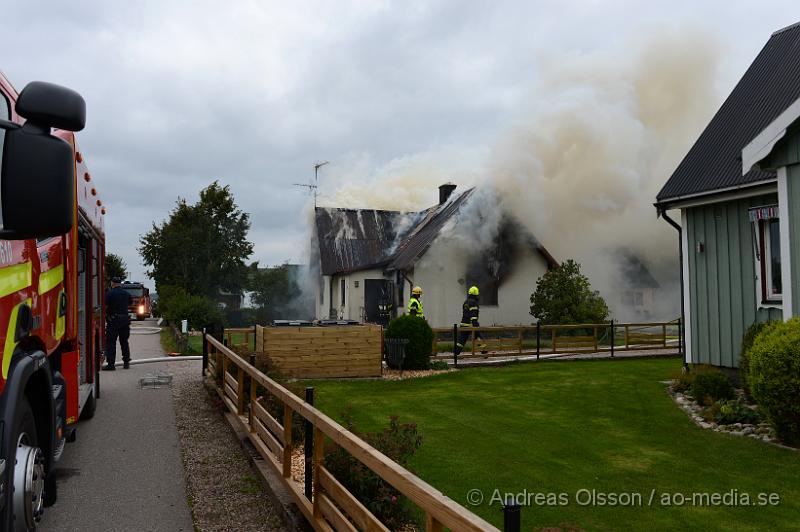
454,285,486,356
408,286,424,318
104,277,132,370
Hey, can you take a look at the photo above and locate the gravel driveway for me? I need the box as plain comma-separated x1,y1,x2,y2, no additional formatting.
38,320,286,532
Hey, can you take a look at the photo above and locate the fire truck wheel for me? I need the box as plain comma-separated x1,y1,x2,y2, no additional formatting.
11,398,45,531
80,389,97,421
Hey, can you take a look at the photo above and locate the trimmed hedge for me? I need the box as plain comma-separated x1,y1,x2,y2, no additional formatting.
747,318,800,445
385,314,434,370
739,321,774,396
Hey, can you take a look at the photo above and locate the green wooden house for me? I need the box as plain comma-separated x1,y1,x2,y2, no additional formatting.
655,22,800,369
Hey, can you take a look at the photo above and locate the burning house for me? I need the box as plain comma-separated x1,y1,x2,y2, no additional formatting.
313,184,558,328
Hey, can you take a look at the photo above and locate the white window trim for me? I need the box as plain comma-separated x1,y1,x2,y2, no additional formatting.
778,167,793,319
752,210,784,309
681,210,692,365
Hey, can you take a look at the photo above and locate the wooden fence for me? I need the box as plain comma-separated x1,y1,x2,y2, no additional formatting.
204,335,499,532
432,320,680,360
250,325,383,378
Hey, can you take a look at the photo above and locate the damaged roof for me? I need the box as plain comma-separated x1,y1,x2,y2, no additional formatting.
656,22,800,205
387,189,475,270
315,187,558,275
314,208,401,275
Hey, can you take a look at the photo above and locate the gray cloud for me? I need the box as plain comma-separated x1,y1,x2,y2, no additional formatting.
1,1,797,287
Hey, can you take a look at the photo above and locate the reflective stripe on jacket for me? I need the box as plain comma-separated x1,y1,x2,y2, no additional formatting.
460,295,479,326
408,297,424,318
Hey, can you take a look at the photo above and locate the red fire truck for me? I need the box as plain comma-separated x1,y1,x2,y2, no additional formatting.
121,281,151,320
0,72,104,530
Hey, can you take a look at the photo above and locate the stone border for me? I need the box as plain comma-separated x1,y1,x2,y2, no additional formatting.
666,382,798,452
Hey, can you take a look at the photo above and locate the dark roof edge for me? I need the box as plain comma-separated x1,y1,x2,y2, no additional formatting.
537,245,560,270
654,179,777,210
773,21,800,36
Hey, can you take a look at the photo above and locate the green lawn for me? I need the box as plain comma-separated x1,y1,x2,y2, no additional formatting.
305,358,799,531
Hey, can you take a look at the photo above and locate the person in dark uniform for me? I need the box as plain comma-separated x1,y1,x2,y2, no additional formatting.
454,286,487,356
105,277,132,370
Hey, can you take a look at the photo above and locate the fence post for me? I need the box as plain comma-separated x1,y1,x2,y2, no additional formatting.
312,427,325,517
283,405,293,478
249,375,256,431
518,328,523,355
453,324,458,367
253,323,258,351
202,328,208,376
624,324,629,349
536,322,540,360
593,325,598,352
236,369,245,415
610,320,615,358
304,387,314,501
503,497,521,532
662,323,667,348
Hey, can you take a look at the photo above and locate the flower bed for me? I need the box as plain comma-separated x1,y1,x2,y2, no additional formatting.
667,382,780,444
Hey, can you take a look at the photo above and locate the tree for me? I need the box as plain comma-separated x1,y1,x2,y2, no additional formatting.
139,181,254,298
105,253,128,283
530,259,609,324
248,264,313,322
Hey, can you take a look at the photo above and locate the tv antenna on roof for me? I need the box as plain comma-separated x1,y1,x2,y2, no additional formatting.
293,161,329,208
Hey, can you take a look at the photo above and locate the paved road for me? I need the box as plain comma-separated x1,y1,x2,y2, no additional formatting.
38,319,195,532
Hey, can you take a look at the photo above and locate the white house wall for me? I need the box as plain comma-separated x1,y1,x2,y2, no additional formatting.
411,241,549,328
322,269,387,321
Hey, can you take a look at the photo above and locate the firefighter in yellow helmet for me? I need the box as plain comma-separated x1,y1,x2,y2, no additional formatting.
454,285,486,356
408,286,424,318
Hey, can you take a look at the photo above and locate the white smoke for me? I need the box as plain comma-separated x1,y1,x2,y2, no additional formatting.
314,26,724,321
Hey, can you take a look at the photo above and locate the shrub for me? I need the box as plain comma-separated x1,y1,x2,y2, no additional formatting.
747,318,800,445
385,314,434,370
739,321,774,396
530,259,609,324
717,398,761,425
690,370,734,404
670,364,716,394
157,285,226,331
429,359,449,370
324,411,422,528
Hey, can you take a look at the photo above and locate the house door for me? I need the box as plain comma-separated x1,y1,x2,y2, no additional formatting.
364,279,393,325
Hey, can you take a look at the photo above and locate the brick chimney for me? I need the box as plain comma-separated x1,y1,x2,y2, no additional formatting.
439,183,457,205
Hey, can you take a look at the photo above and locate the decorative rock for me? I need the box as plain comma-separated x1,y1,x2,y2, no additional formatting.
743,427,755,435
731,430,745,437
700,422,713,429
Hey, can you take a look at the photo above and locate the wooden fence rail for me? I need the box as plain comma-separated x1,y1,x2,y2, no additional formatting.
205,334,499,532
432,320,680,360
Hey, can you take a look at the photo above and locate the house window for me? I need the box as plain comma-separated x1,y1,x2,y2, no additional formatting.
466,276,499,305
340,278,346,306
750,205,782,303
762,219,782,298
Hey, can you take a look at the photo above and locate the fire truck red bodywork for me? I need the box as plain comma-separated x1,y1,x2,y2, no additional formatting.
0,71,105,528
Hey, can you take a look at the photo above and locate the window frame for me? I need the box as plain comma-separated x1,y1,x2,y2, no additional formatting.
759,218,782,303
750,205,782,306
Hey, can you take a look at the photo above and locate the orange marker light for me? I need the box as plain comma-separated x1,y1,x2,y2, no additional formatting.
90,188,97,196
76,152,83,163
84,172,91,182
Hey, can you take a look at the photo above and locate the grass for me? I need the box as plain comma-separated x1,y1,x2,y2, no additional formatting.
305,358,799,531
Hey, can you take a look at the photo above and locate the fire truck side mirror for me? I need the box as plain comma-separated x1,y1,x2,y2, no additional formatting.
0,82,86,240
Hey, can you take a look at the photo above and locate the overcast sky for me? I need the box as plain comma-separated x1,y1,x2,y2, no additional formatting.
1,1,797,285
